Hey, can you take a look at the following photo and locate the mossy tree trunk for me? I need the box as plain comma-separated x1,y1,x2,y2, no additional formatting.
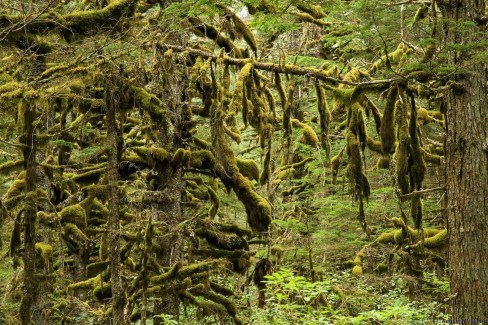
151,54,190,323
19,99,39,325
441,0,488,320
105,76,127,324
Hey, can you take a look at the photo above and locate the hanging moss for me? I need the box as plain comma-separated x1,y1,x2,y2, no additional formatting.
207,186,220,219
225,8,257,54
331,147,345,184
380,86,398,154
259,143,271,186
408,93,426,193
93,283,112,301
410,193,423,229
171,148,191,168
315,83,331,156
59,204,87,229
253,258,272,308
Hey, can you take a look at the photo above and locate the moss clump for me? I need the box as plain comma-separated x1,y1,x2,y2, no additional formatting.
87,261,110,278
59,204,86,228
236,158,260,182
371,43,408,73
316,84,331,156
352,265,363,276
331,147,345,184
35,242,53,263
63,223,88,241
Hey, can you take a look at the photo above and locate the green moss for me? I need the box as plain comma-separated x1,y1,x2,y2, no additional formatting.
196,228,248,251
190,150,216,170
86,261,110,278
93,283,111,301
68,273,103,292
0,160,24,175
63,223,88,241
171,148,191,168
236,158,260,182
233,173,272,232
35,242,53,263
59,204,86,228
291,118,319,147
133,146,170,166
423,229,447,248
5,179,25,198
380,86,398,154
37,211,58,227
352,265,363,276
71,167,106,184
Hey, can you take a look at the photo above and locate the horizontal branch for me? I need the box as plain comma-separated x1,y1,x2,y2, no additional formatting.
157,43,396,87
400,186,445,199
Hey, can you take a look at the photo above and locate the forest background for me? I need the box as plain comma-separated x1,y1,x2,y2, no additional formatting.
0,0,487,324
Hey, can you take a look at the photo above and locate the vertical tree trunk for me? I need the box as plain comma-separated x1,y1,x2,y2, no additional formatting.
19,100,39,325
441,0,488,320
105,77,126,324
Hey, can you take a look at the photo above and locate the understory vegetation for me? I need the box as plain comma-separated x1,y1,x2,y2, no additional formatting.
0,0,460,324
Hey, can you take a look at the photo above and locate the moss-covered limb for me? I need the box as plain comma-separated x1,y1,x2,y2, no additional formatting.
192,248,254,259
150,260,224,284
380,85,398,154
67,272,105,293
232,173,272,232
0,159,24,175
157,43,396,87
259,141,272,186
189,150,217,170
130,86,166,121
189,284,238,317
207,186,220,218
236,158,260,182
171,148,191,169
281,183,309,197
331,146,345,184
195,228,249,251
291,119,320,147
86,261,110,278
370,42,409,73
420,148,443,165
5,178,25,199
292,11,331,26
132,146,171,166
63,223,88,242
71,166,106,184
197,219,253,238
422,229,447,248
188,17,243,58
220,6,257,54
366,136,383,153
1,0,137,43
295,3,327,19
277,157,314,172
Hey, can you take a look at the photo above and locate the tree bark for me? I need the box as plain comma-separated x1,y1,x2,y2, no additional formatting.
441,0,488,320
19,100,39,325
105,77,126,325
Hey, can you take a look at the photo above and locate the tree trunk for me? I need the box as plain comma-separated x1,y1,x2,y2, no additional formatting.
441,0,488,320
105,77,126,324
19,100,39,325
